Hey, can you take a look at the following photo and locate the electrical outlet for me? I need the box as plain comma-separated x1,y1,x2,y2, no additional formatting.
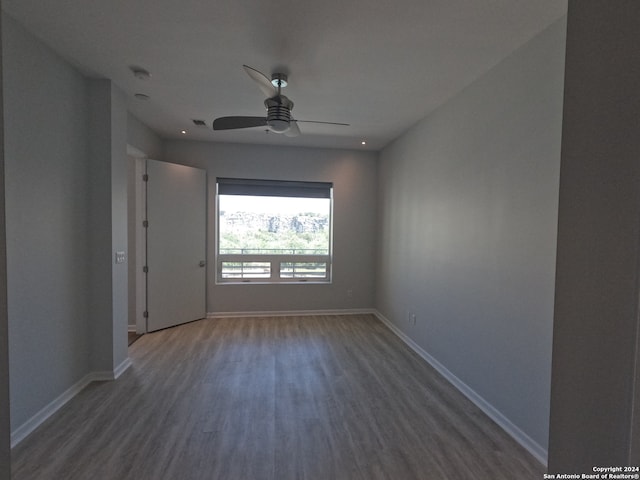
411,313,417,325
115,251,126,264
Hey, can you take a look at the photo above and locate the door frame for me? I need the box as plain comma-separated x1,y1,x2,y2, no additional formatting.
127,146,148,334
134,158,147,334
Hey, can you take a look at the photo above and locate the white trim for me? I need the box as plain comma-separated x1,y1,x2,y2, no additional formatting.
135,158,147,334
91,358,132,382
10,358,133,448
113,358,132,379
128,325,137,332
373,310,548,466
89,371,117,382
207,308,376,319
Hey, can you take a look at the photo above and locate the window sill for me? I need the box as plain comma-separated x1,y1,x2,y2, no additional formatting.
215,280,332,286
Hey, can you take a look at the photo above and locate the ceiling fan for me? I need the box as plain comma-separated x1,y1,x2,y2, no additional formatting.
212,65,349,137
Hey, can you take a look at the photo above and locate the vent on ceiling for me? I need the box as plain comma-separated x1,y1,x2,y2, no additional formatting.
192,119,207,127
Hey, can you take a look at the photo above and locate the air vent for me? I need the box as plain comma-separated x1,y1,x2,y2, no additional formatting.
192,119,207,127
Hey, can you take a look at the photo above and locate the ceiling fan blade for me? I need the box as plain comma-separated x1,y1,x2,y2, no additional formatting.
295,120,350,126
213,116,268,131
243,65,277,98
285,120,301,137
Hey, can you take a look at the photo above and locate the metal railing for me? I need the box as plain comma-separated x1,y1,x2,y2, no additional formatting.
217,249,331,283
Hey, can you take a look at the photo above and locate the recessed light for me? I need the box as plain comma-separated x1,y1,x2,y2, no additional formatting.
361,141,366,145
181,130,187,134
134,93,150,101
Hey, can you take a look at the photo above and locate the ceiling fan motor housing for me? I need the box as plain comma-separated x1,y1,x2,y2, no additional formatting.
265,95,293,132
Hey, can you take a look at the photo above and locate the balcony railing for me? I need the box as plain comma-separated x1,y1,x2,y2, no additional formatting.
217,248,331,283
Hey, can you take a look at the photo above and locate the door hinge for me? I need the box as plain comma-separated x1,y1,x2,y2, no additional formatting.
143,266,148,273
142,174,149,182
143,311,149,318
143,220,149,228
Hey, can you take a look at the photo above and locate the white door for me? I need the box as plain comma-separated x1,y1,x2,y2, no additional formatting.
146,159,206,332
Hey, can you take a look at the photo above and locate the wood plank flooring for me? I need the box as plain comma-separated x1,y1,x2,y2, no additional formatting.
127,331,142,346
11,314,544,479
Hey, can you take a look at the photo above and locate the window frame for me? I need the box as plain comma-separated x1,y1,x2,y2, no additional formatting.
215,178,333,284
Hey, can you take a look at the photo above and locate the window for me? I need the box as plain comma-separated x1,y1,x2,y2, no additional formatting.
216,178,333,283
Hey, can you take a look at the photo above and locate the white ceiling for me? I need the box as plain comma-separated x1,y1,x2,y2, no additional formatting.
2,0,567,151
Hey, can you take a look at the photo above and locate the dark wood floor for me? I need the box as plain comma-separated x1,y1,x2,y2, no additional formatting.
11,314,544,479
128,331,142,346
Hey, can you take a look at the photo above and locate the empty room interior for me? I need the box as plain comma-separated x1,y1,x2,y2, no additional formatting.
1,1,639,478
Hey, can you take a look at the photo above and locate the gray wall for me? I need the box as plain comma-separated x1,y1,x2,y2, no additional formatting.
110,84,129,370
163,140,377,314
376,18,566,455
3,14,92,430
88,80,114,372
548,1,640,471
0,3,10,478
4,14,129,433
87,80,128,372
127,112,163,160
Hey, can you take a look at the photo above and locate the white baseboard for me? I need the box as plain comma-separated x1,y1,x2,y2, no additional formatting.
128,325,137,332
11,357,132,448
113,358,132,379
11,373,92,447
373,310,548,466
207,308,377,319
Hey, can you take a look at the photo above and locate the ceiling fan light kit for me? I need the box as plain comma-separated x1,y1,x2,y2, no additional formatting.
212,65,348,137
265,96,293,133
270,73,288,88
